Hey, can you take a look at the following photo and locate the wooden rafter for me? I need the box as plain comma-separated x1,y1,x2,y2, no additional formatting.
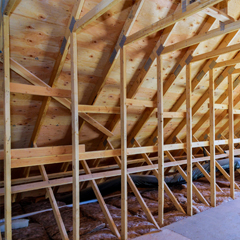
125,0,222,45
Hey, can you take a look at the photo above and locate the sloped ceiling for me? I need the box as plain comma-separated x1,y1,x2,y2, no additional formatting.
1,0,240,157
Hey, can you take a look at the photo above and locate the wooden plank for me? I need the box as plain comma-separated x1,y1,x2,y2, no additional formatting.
234,109,240,114
126,99,156,108
157,55,164,225
125,0,221,45
78,105,120,114
211,103,228,110
228,73,235,199
81,160,120,238
192,42,240,63
9,141,234,168
214,57,240,68
209,68,216,207
74,0,121,33
39,165,69,239
10,82,71,98
120,46,127,239
70,32,80,240
79,112,114,137
3,14,11,240
202,6,234,22
163,19,240,54
186,63,192,216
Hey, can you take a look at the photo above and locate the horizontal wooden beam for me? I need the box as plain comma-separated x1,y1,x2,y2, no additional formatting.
202,6,235,22
8,139,240,168
0,145,85,160
192,41,240,62
73,0,120,33
2,150,239,196
214,57,240,68
126,99,156,108
156,112,186,119
10,83,71,98
163,19,240,54
125,0,222,45
208,103,240,114
78,104,120,114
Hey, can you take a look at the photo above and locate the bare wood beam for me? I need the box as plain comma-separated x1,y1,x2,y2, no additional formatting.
228,73,235,199
70,31,80,240
186,63,193,215
120,46,127,239
157,55,164,224
39,165,69,239
214,57,240,68
10,82,71,98
163,19,240,54
192,41,240,63
202,6,234,22
74,0,121,33
209,68,216,207
125,0,222,45
3,14,11,240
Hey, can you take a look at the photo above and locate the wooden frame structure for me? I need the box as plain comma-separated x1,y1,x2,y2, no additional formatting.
2,0,240,239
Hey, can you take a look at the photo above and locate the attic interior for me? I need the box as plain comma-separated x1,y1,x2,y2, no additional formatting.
2,0,240,239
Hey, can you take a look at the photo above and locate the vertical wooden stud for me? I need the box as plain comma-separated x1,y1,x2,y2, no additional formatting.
3,14,12,240
120,46,128,240
186,63,192,216
209,68,216,207
157,55,164,225
228,73,235,199
71,32,80,240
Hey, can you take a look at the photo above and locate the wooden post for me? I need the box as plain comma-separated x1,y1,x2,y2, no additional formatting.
228,73,235,199
186,63,192,215
157,55,164,225
209,68,216,207
71,32,80,240
120,46,127,239
3,14,12,240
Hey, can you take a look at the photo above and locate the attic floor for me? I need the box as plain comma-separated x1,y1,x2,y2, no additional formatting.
136,197,240,240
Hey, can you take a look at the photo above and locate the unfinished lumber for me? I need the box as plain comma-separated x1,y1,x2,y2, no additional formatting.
186,63,192,216
10,82,71,98
73,0,120,33
157,55,164,225
209,68,216,207
3,13,11,240
120,46,127,239
38,164,69,240
70,31,80,240
228,73,235,199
